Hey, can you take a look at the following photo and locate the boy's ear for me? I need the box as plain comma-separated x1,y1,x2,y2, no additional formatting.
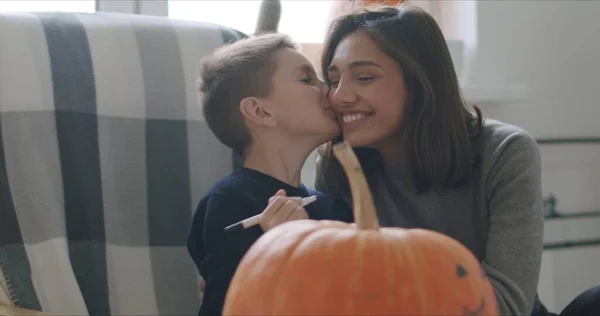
239,97,277,128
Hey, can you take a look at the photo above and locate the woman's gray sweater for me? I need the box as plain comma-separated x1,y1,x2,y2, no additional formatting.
317,119,544,315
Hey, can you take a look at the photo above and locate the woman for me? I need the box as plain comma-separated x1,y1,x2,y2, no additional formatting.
316,5,598,316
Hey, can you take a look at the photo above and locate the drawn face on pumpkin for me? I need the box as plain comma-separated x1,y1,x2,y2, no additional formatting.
454,263,489,316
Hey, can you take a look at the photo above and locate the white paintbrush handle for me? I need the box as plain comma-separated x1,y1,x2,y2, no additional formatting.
224,195,317,232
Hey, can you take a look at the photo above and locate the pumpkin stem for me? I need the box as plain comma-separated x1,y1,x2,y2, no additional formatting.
332,141,380,230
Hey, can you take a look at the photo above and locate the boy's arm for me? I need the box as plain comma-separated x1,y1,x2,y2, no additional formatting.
191,192,314,315
190,193,262,316
203,194,260,255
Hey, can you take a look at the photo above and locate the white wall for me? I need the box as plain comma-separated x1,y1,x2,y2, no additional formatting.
467,0,600,138
467,1,600,312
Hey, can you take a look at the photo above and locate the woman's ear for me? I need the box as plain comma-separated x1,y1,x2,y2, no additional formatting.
239,97,277,128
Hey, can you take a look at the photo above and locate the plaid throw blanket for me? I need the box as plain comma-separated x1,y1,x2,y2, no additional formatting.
0,11,244,315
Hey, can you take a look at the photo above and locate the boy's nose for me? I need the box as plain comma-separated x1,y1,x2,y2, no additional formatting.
320,91,333,110
318,80,331,98
317,78,327,91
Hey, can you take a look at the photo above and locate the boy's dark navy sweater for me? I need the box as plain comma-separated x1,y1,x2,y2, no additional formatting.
187,167,352,316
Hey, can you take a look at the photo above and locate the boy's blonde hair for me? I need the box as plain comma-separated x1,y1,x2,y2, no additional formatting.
198,33,296,156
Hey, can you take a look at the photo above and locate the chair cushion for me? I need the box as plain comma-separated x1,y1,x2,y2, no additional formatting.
0,11,245,315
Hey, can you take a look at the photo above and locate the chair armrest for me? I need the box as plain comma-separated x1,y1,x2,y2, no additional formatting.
0,304,54,316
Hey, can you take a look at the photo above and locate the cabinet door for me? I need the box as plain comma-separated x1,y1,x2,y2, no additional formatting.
551,246,600,312
539,246,600,313
539,216,600,313
538,251,558,312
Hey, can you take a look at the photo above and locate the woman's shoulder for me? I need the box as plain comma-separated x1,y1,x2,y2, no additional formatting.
477,118,541,173
479,119,538,154
479,118,534,141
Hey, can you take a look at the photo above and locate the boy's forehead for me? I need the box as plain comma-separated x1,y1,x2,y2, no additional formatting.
273,47,314,73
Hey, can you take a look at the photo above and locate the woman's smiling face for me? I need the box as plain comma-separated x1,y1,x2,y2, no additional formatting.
326,30,408,149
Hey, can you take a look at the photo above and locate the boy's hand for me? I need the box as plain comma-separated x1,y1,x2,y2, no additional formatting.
260,189,308,232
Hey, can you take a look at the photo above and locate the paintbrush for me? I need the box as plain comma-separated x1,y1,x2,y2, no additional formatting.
224,195,317,232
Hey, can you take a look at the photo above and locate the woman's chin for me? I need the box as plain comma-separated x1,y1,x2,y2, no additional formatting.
341,136,371,148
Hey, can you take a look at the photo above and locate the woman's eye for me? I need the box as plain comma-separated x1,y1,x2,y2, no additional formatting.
300,77,310,83
358,75,375,82
328,79,340,88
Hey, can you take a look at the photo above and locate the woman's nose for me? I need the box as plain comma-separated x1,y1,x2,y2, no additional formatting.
330,81,358,106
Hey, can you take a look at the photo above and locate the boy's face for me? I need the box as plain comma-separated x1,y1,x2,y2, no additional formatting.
261,48,341,144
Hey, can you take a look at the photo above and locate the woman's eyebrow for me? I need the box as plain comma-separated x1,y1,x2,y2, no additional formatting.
327,60,382,72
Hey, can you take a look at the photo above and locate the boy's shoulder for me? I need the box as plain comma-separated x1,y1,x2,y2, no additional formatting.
205,170,250,195
202,169,314,206
200,170,258,204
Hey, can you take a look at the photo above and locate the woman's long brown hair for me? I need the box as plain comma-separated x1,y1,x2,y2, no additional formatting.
316,5,483,199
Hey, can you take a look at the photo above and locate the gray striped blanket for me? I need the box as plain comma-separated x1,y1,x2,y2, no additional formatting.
0,11,244,315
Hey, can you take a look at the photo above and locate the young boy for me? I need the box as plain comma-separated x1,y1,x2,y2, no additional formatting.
187,33,353,316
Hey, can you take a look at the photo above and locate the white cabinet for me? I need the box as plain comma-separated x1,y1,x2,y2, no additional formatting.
538,217,600,313
539,246,600,313
537,142,600,312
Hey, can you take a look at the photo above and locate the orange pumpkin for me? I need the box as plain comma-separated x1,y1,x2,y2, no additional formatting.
223,142,498,316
